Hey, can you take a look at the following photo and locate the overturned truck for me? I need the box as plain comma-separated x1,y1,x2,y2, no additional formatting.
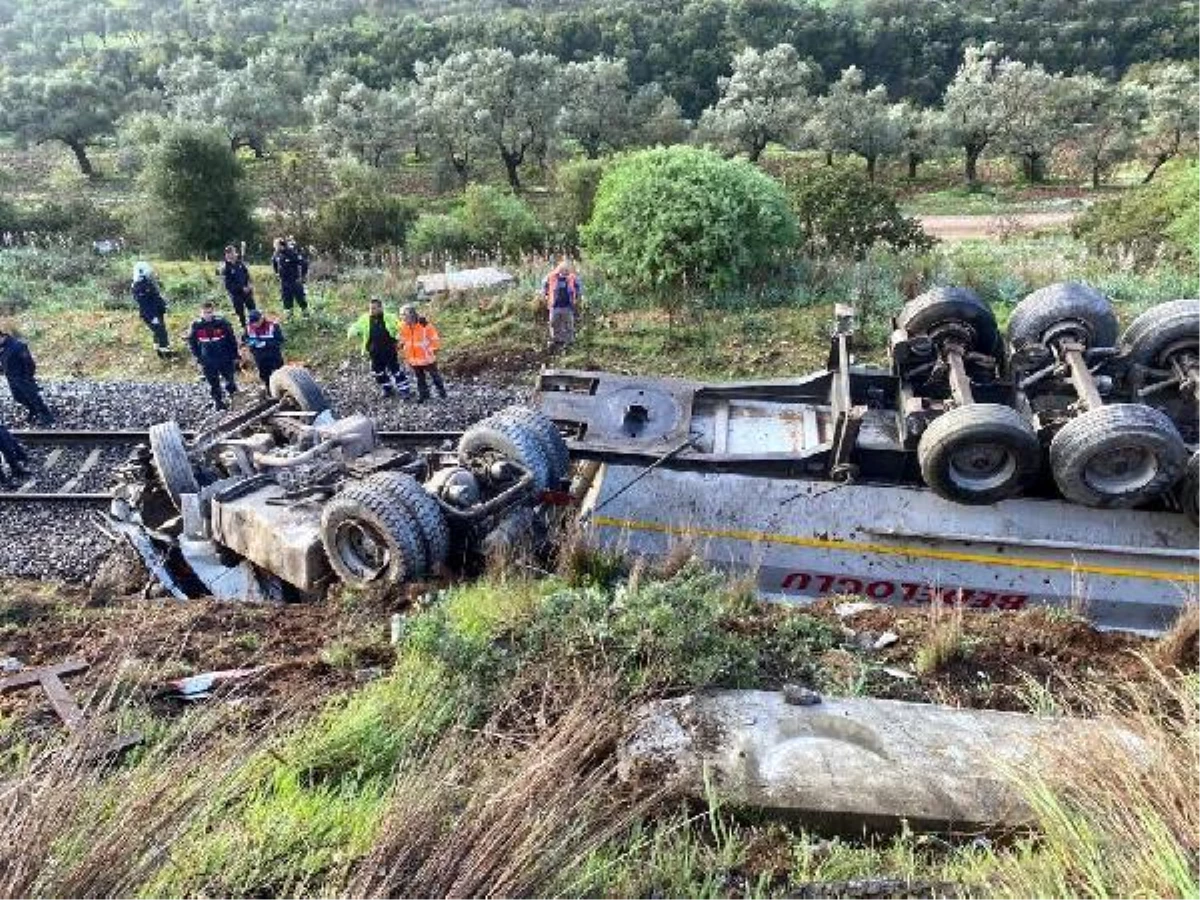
539,286,1199,634
110,366,569,601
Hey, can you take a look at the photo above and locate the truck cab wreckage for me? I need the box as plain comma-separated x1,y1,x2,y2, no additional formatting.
109,366,569,601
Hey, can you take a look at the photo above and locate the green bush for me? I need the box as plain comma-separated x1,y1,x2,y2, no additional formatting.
548,157,607,251
312,190,418,252
12,197,123,243
1073,159,1199,270
581,147,797,302
786,163,933,259
407,184,545,262
140,123,257,257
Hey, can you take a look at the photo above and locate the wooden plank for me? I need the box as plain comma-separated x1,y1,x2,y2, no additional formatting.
0,660,89,692
40,673,85,731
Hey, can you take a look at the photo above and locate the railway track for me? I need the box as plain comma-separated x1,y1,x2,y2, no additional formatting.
3,428,465,503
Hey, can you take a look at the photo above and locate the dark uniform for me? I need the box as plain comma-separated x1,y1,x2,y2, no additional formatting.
186,314,240,409
0,422,30,483
220,258,257,329
0,334,53,426
132,277,170,354
243,314,285,388
271,244,309,313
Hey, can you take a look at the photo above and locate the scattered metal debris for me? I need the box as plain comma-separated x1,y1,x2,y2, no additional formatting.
164,666,269,700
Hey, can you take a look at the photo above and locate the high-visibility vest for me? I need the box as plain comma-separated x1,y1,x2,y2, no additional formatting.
400,320,440,366
544,271,579,310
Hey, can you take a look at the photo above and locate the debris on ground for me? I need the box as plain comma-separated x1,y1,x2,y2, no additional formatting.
618,689,1145,832
164,666,270,700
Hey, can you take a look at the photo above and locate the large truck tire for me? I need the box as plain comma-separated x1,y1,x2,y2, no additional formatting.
493,405,570,482
149,421,199,510
1049,404,1188,508
458,416,552,492
1008,282,1118,352
1121,299,1200,370
320,481,424,586
270,365,332,414
361,471,450,571
895,287,1000,355
917,404,1041,505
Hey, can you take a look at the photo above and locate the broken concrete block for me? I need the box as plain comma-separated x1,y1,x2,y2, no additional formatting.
617,690,1143,832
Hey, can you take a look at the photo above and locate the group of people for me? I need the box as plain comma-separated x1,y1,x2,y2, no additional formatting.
0,250,585,480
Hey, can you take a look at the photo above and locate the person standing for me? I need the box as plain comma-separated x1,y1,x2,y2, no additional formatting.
131,262,172,358
186,301,240,411
399,303,446,404
347,298,410,398
219,245,257,329
0,422,30,485
0,329,54,426
540,259,582,351
243,309,285,390
271,237,309,316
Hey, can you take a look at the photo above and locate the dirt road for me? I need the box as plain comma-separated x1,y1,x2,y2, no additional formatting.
918,210,1078,241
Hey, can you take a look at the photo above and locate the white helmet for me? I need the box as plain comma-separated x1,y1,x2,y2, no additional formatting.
133,261,152,282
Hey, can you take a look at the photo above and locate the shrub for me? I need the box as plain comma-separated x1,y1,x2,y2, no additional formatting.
407,184,545,262
312,191,418,252
785,163,933,259
581,147,797,306
548,157,607,250
140,123,256,257
12,197,123,243
1073,159,1199,270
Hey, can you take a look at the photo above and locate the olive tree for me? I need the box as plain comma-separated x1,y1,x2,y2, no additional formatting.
697,44,817,162
629,83,691,146
306,72,415,166
1070,75,1148,188
161,50,307,156
813,66,906,181
1126,62,1200,184
899,105,944,179
942,42,1008,185
415,49,560,191
0,68,127,175
991,60,1077,182
557,57,637,158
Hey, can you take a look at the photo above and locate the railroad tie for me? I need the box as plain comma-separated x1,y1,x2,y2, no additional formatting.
18,446,61,493
59,447,103,494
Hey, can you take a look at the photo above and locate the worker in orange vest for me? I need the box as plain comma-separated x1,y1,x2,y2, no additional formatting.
541,258,582,351
399,303,447,403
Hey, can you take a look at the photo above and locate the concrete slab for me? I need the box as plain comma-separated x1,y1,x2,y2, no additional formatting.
416,266,514,296
618,690,1143,832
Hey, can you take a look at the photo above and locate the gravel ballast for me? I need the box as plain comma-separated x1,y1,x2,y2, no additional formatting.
0,370,533,582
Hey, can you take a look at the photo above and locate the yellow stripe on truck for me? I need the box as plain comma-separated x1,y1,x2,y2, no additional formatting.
589,515,1200,585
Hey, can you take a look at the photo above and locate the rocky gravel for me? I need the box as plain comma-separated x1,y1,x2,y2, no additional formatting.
0,369,534,583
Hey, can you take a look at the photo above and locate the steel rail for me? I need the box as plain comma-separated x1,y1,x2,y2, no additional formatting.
13,429,465,445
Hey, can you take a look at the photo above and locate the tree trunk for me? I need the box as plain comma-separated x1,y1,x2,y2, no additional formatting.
501,150,523,192
1142,152,1171,184
865,154,877,181
907,152,919,179
825,150,833,167
965,145,982,185
1022,153,1045,183
66,140,94,177
1092,162,1101,189
748,138,766,163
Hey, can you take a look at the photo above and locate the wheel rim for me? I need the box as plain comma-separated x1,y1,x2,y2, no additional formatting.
1083,444,1159,496
333,520,389,580
947,441,1017,493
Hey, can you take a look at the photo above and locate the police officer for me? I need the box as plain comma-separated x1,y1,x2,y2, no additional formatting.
243,309,285,390
131,261,172,358
186,301,240,411
347,297,410,398
271,237,309,316
219,244,257,329
0,329,54,426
